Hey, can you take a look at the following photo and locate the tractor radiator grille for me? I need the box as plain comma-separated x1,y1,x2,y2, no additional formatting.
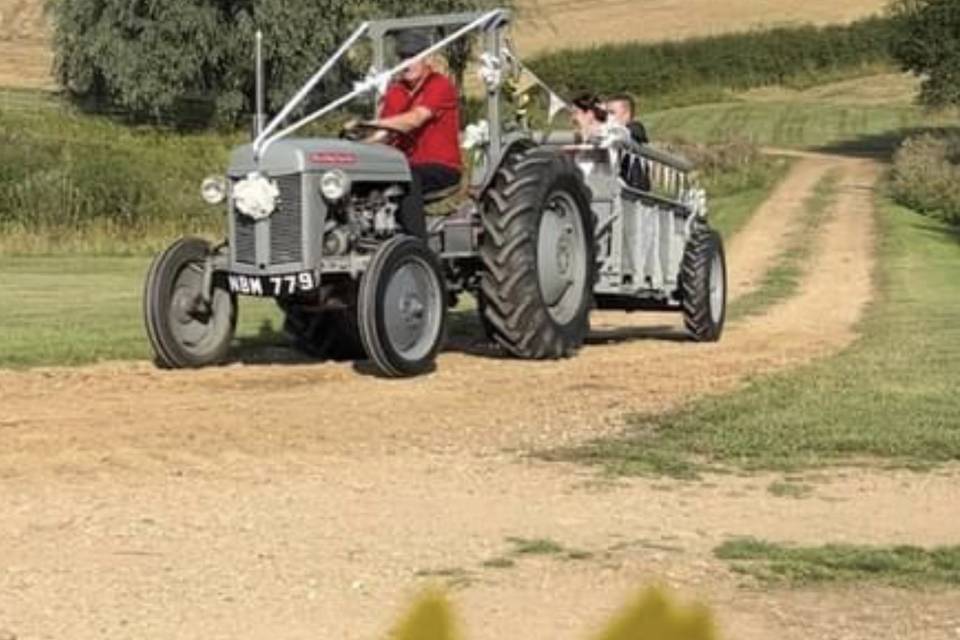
270,175,303,265
234,214,256,265
231,174,303,266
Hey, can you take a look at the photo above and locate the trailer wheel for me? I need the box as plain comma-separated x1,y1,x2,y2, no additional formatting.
479,150,595,358
680,227,727,342
358,236,447,377
282,306,364,361
143,237,236,368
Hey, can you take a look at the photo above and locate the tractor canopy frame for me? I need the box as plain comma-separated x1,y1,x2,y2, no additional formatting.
251,8,514,179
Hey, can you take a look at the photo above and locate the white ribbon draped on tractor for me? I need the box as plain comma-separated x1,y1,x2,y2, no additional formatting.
352,68,392,96
462,120,490,150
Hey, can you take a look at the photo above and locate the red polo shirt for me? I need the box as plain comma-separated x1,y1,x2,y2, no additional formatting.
380,71,462,171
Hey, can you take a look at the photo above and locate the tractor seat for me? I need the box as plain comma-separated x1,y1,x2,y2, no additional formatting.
423,183,462,205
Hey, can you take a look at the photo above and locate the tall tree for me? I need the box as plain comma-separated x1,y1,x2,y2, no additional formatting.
890,0,960,107
46,0,504,127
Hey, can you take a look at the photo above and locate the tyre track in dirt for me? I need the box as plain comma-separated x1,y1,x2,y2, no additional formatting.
0,154,873,476
5,154,959,640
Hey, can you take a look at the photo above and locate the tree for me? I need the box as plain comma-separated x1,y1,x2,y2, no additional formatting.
890,0,960,107
46,0,505,127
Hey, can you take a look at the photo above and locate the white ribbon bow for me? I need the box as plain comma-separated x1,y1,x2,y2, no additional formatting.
477,53,503,90
462,120,491,150
234,173,280,221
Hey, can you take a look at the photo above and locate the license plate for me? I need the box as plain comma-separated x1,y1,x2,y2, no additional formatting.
226,271,318,297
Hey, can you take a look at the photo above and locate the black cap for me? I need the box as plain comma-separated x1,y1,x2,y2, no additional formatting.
395,30,431,59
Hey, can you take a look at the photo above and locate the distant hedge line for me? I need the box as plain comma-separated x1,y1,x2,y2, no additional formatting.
527,17,896,107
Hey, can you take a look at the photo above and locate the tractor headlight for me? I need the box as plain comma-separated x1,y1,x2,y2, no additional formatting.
320,169,351,201
201,176,227,205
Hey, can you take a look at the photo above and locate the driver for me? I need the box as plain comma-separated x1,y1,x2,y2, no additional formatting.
364,30,462,239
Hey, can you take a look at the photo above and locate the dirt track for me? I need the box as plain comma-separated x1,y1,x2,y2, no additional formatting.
2,154,960,640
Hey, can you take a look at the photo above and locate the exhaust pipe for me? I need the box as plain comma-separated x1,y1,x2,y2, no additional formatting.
253,29,266,141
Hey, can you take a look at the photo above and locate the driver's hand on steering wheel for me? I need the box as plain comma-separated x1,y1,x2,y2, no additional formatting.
349,119,388,144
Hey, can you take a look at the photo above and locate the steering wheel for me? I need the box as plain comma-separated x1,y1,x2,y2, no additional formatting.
340,121,415,148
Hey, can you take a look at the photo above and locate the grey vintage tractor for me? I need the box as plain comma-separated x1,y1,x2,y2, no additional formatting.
143,9,727,377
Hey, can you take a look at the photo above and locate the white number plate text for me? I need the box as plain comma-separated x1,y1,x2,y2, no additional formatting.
227,272,317,297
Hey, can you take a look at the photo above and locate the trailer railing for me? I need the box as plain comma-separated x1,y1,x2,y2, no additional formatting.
539,130,699,207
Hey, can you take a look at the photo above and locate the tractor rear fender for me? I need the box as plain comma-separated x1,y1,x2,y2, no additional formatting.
473,132,536,197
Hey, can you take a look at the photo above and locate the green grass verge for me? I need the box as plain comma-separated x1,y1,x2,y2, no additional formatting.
705,157,792,240
728,169,840,320
0,255,285,368
715,538,960,587
546,197,960,478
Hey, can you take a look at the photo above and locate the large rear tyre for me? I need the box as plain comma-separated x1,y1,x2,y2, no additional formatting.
358,236,447,377
143,237,237,368
680,226,727,342
479,150,595,358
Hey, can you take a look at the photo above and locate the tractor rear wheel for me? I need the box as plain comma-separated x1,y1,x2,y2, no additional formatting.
358,236,447,377
479,151,595,358
680,226,727,342
143,237,237,368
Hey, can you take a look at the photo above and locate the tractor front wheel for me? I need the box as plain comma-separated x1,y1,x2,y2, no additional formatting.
358,236,448,377
143,237,237,368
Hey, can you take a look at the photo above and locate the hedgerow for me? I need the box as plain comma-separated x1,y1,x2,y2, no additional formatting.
890,132,960,226
527,17,896,109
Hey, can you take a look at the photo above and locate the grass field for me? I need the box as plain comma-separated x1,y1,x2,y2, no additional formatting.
0,0,890,90
514,0,888,53
0,0,52,89
0,255,285,368
552,198,960,476
0,92,240,254
646,99,960,151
